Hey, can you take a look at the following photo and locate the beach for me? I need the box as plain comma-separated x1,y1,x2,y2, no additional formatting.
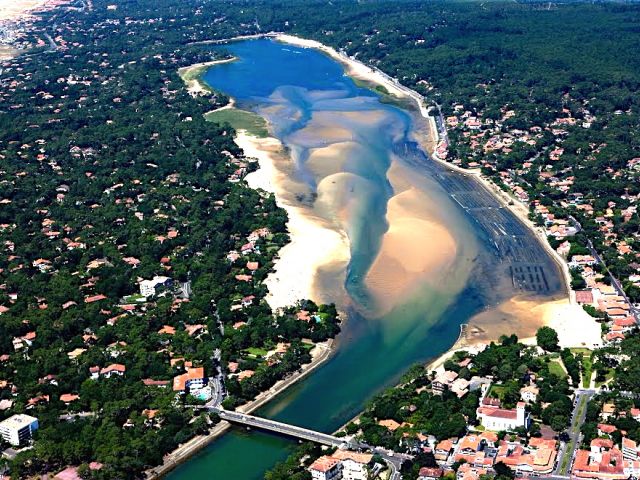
0,0,66,21
177,57,237,97
240,132,350,309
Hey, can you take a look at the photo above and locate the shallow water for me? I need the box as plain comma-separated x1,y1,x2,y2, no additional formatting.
167,38,565,480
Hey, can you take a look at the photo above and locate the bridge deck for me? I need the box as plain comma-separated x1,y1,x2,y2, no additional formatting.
217,410,355,448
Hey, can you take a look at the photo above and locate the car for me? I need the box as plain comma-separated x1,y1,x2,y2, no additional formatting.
559,432,570,442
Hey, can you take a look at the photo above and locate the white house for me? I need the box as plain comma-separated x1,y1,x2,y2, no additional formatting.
332,450,372,480
139,276,172,297
0,414,39,446
477,401,530,431
309,455,342,480
520,385,539,403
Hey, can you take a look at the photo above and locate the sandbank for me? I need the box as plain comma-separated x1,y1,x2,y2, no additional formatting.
0,0,67,21
365,186,457,316
464,296,602,349
239,132,350,310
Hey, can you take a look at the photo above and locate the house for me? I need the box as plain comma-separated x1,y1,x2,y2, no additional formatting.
89,366,100,380
476,401,529,431
450,378,470,398
0,414,39,446
309,455,342,480
378,419,401,431
100,364,126,379
418,467,444,480
331,450,372,480
520,385,539,403
60,393,79,404
598,424,617,436
139,276,172,297
495,438,557,476
432,370,458,395
173,366,206,393
435,439,455,463
572,441,626,479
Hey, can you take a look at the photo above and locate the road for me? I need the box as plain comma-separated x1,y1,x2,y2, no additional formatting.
554,389,594,476
570,215,639,321
216,409,410,477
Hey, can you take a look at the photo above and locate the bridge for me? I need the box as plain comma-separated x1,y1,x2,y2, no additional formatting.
216,409,361,449
216,409,411,479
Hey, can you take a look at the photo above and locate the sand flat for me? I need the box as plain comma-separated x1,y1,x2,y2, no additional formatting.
364,160,459,316
0,0,67,21
239,132,350,309
465,296,603,349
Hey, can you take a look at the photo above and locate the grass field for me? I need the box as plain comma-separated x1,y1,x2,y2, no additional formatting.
243,347,269,358
548,359,568,379
205,107,269,137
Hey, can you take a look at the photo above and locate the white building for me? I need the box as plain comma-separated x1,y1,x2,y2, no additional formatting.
332,450,372,480
0,414,39,446
477,401,529,431
139,276,172,297
309,455,342,480
520,385,539,403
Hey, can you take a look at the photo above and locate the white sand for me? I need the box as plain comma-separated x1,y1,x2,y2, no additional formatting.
0,0,65,21
536,299,603,349
178,57,236,97
239,132,350,310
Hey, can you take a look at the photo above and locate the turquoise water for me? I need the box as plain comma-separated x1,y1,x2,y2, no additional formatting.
167,38,565,479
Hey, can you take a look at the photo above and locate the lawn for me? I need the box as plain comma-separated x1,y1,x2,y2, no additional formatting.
487,384,506,399
205,107,269,137
243,347,269,358
548,359,567,379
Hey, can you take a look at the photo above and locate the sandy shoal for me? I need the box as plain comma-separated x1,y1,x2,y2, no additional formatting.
364,162,458,316
0,0,52,21
463,296,603,349
239,132,350,309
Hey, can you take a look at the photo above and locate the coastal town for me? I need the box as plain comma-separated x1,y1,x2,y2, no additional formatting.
1,0,640,480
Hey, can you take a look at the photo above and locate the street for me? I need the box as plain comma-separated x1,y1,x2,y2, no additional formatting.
554,389,594,476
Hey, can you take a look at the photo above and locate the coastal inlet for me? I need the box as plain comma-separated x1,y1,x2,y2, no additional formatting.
167,38,567,479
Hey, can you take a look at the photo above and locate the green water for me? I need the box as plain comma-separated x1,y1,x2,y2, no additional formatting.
167,38,565,479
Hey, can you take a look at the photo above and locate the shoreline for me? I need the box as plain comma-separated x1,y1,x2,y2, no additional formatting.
239,131,351,310
177,57,236,97
146,340,334,479
156,32,591,477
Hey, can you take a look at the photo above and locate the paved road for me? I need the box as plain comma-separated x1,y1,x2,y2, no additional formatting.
554,389,594,476
570,215,639,321
217,409,410,477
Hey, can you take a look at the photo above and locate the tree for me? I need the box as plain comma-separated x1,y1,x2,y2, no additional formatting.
536,327,559,352
494,461,515,479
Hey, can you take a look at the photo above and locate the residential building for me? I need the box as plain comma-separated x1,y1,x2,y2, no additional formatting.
418,467,444,480
139,276,173,297
520,385,539,403
309,455,342,480
173,366,206,393
432,370,458,395
0,414,39,446
331,450,372,480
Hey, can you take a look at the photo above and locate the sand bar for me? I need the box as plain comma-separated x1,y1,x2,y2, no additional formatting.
240,132,350,310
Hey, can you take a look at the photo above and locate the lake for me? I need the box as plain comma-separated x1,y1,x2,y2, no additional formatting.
167,38,565,480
